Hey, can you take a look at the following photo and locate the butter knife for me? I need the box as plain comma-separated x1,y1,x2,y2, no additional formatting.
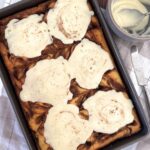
131,45,150,121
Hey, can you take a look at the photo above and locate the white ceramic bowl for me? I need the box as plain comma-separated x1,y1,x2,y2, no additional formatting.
105,0,150,42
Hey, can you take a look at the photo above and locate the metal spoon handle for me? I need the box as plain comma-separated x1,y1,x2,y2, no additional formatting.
145,12,150,16
131,44,150,123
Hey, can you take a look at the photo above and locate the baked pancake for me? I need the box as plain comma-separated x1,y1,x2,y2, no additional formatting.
0,0,141,150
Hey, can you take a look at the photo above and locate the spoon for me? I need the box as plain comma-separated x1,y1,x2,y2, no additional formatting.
119,9,150,28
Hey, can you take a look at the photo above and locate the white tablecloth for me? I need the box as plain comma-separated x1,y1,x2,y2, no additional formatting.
0,0,150,150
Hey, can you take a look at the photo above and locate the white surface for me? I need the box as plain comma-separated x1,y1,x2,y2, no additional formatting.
0,0,150,150
0,81,28,150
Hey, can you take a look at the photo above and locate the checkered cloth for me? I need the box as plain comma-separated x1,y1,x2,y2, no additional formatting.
0,0,150,150
0,80,28,150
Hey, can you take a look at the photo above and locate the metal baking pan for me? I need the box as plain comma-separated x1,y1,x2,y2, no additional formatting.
0,0,149,150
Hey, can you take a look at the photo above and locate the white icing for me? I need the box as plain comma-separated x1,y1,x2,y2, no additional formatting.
111,0,149,33
5,14,52,58
20,57,72,106
47,0,93,44
83,90,134,134
44,104,93,150
69,39,114,89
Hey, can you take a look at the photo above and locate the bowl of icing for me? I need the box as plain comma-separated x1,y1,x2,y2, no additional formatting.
106,0,150,41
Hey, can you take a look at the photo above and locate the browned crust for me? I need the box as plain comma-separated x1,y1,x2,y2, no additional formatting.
0,0,141,150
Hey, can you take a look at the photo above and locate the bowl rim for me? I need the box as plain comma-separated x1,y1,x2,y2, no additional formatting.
107,0,150,40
